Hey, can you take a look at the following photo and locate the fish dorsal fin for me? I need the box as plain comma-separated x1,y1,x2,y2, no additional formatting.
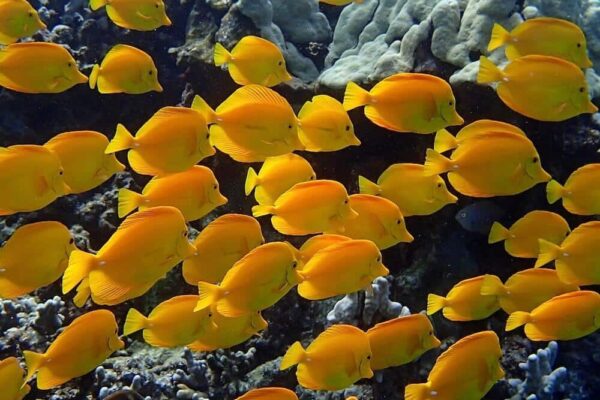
570,163,600,180
237,35,276,50
3,42,65,52
45,130,106,146
149,106,194,122
117,206,180,232
311,324,364,349
513,54,582,71
367,314,426,334
209,213,257,228
526,17,582,32
568,221,600,241
103,44,146,63
6,144,52,157
451,275,486,289
237,388,297,400
457,119,525,141
547,290,598,303
150,294,198,318
59,309,113,336
220,242,288,286
381,72,445,85
432,331,498,371
9,221,66,242
275,179,342,206
218,85,290,114
311,94,344,109
379,163,423,181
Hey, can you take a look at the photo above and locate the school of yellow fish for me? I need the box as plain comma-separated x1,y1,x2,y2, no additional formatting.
0,1,598,399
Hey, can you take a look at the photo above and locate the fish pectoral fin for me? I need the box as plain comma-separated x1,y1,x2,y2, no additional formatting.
135,11,153,20
364,281,374,295
36,175,50,196
556,102,568,114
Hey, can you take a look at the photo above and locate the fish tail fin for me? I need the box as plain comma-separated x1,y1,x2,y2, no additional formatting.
433,128,459,153
480,274,507,296
343,81,371,111
424,149,453,176
535,239,561,268
252,204,275,218
105,124,135,154
89,0,107,10
505,311,532,331
280,341,306,370
487,23,511,52
118,188,143,218
62,250,95,294
73,279,90,308
23,351,45,383
191,95,217,125
245,167,259,195
123,308,149,336
426,294,446,315
213,43,232,67
477,56,504,84
405,382,431,400
546,180,565,204
194,282,223,312
89,64,100,89
488,222,511,244
358,175,381,195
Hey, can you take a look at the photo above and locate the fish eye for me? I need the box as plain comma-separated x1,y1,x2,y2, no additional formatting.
345,125,350,131
155,2,159,7
67,62,72,68
579,87,585,93
69,238,74,244
310,174,316,180
577,43,582,48
436,182,442,188
288,124,293,129
291,261,298,269
278,61,283,66
205,133,210,139
183,231,188,237
376,255,382,263
396,219,402,225
28,12,34,17
148,70,154,76
213,183,218,190
532,156,539,163
344,199,349,204
367,355,371,360
208,312,213,317
448,101,454,106
429,330,433,335
59,170,64,175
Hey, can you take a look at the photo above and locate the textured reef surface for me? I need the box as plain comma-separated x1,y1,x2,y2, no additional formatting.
1,0,600,399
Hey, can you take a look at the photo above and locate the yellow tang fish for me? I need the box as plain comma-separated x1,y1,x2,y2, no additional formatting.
23,310,124,390
245,153,316,206
235,387,298,400
297,95,361,152
0,145,70,215
488,210,570,258
183,214,264,285
123,295,214,348
62,206,196,306
488,17,592,68
343,73,464,134
477,55,597,121
281,324,373,390
547,163,600,215
298,239,389,300
44,131,125,194
481,269,579,314
405,331,504,400
425,131,551,197
427,275,500,321
214,35,292,87
298,234,351,265
359,163,457,216
0,42,87,93
506,290,600,341
367,314,441,370
194,242,303,317
0,357,30,400
252,180,358,236
0,221,75,299
118,165,227,221
0,0,46,45
535,221,600,286
192,86,302,163
320,0,364,5
326,194,413,250
89,0,171,31
434,119,526,153
105,106,214,176
188,307,268,351
90,44,162,94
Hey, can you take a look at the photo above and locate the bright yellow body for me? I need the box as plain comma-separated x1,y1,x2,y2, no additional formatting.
0,0,46,45
0,42,87,93
405,331,504,400
0,221,75,299
253,179,357,235
0,357,30,400
0,145,70,215
245,153,316,206
359,163,457,216
298,234,351,265
90,45,162,94
281,324,373,391
45,131,125,194
427,275,500,321
215,36,291,87
298,95,360,152
119,165,227,221
478,55,597,121
188,308,268,351
326,194,413,249
426,131,551,197
91,0,172,31
344,73,464,134
507,291,600,341
23,310,124,390
435,119,525,153
298,239,389,300
235,387,298,400
367,314,440,370
195,242,303,317
488,210,570,258
123,295,212,348
548,163,600,215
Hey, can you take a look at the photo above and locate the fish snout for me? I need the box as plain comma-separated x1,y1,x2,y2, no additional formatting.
61,181,72,195
182,241,198,259
431,335,442,348
587,101,598,113
163,16,173,26
216,193,228,206
374,263,390,277
538,168,552,182
154,82,164,93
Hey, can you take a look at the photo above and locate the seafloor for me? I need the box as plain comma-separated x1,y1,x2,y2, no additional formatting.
1,0,599,399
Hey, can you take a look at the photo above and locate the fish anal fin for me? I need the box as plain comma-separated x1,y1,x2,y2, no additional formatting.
89,271,131,304
127,150,162,176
